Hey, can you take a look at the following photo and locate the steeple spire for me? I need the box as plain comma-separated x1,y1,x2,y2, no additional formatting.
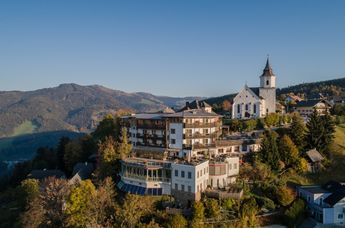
261,56,274,77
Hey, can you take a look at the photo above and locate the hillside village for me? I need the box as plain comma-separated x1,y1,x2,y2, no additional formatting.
1,59,345,227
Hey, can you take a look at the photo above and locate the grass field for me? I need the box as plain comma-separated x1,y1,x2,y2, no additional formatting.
11,120,38,137
309,125,345,184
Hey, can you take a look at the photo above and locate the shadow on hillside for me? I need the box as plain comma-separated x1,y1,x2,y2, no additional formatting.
0,131,85,161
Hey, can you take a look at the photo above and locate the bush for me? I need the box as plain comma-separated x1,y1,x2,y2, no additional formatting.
254,195,276,211
284,199,306,227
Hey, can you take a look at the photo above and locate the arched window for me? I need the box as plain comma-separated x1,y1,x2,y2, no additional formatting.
253,104,257,113
266,80,269,86
237,104,240,113
245,104,248,111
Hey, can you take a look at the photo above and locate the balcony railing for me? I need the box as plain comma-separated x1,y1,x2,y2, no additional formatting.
136,133,165,139
183,132,219,139
136,124,166,129
184,122,221,128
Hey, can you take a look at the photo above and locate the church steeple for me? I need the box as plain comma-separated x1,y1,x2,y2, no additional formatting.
260,56,276,88
261,56,275,77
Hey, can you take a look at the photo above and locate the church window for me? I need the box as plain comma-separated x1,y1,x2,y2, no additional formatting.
245,104,248,111
253,104,257,113
266,80,269,86
237,104,240,113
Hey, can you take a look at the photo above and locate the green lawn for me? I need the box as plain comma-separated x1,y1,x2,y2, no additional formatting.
11,120,38,137
309,125,345,184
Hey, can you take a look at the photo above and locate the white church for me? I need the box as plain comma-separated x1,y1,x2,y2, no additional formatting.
232,58,276,119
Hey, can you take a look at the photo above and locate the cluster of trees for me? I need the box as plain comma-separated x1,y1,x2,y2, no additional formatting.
226,113,292,133
20,177,160,227
258,111,335,172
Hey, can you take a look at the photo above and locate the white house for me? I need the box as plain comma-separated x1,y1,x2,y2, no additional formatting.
297,181,345,225
232,58,276,119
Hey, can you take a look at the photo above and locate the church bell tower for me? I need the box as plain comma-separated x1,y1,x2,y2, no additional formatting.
259,57,276,114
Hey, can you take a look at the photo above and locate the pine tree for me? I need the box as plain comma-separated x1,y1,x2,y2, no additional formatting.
320,113,335,153
259,130,280,170
289,114,306,150
305,109,324,152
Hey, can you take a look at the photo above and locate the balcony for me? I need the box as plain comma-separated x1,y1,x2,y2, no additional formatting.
184,121,221,128
136,133,165,139
136,124,166,130
183,132,219,139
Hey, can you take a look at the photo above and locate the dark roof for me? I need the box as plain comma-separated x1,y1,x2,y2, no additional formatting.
324,188,345,206
295,99,325,108
179,100,211,111
72,162,94,180
322,181,345,206
260,57,275,77
249,87,260,97
28,169,65,180
306,149,324,163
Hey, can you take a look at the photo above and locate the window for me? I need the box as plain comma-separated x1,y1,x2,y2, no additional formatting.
175,183,178,190
175,170,178,177
188,186,191,192
188,172,192,179
237,104,240,113
266,108,269,114
253,104,257,113
171,139,176,144
234,163,238,169
197,185,199,192
197,171,199,178
181,171,185,178
245,104,248,111
229,164,232,170
266,80,269,86
338,214,344,219
204,168,206,175
171,128,176,134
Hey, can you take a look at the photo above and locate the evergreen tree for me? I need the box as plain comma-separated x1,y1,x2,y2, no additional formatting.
320,113,335,153
56,136,70,172
289,114,306,150
305,109,324,152
259,130,280,170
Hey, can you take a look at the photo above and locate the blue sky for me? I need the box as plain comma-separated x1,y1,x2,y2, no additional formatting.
1,0,345,97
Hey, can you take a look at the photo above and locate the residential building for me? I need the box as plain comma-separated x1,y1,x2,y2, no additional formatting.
123,101,222,159
294,99,331,118
232,58,276,119
297,181,345,225
285,93,303,103
118,101,255,204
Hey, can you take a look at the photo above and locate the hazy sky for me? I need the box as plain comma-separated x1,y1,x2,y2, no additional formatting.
1,0,345,97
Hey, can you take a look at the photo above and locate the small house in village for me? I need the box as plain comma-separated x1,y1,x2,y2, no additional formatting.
305,148,324,173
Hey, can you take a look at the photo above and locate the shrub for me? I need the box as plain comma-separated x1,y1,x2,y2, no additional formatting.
284,199,306,227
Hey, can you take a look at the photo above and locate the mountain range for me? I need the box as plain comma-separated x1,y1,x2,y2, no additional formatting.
0,83,203,138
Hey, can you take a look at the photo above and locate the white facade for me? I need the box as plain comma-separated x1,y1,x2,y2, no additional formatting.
171,160,209,195
209,156,239,189
169,123,183,149
232,58,276,119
